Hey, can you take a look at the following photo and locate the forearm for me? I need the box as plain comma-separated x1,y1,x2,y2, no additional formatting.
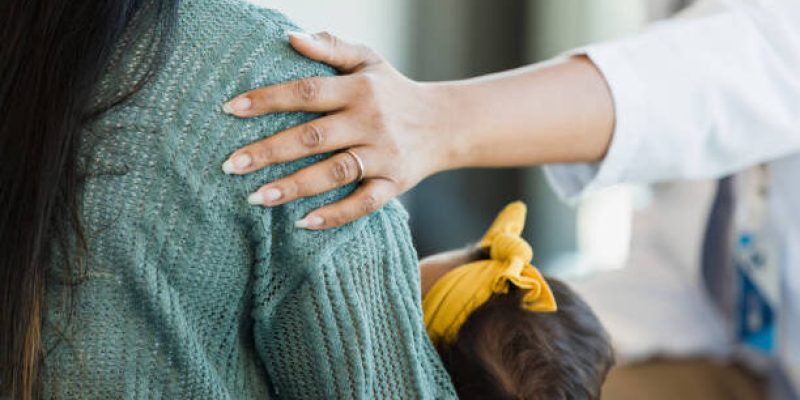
434,56,615,170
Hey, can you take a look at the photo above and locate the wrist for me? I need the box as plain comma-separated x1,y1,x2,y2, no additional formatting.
422,81,475,172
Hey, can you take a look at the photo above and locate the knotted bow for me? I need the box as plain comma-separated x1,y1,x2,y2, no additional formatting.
422,201,557,347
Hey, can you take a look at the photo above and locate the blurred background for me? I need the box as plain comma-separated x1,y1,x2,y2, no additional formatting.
252,1,767,399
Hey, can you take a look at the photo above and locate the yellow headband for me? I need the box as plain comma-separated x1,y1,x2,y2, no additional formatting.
422,201,557,347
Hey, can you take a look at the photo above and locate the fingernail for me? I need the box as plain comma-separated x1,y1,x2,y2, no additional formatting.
247,192,263,206
222,154,252,174
247,188,282,206
262,188,282,203
287,31,314,41
295,215,325,229
223,97,252,114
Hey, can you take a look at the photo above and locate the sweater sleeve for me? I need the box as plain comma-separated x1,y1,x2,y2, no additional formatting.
544,0,800,200
183,6,456,399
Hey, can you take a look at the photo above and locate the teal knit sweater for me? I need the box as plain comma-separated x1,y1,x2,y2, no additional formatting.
40,1,456,398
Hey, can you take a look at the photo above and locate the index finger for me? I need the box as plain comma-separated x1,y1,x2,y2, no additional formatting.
222,74,355,118
288,31,382,73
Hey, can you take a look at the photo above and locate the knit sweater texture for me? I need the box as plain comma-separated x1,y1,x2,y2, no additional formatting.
40,1,456,398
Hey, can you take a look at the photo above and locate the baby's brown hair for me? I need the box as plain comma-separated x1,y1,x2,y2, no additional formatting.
437,278,614,400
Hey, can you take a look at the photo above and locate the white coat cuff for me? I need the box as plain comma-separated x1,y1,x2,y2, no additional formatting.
544,42,648,201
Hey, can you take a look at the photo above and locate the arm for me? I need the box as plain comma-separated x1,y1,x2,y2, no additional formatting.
223,39,614,229
223,0,800,227
438,57,615,169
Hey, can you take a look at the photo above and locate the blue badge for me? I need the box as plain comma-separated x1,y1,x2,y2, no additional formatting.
734,231,778,355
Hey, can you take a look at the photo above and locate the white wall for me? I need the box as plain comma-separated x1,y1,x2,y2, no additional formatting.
528,0,649,59
249,0,411,72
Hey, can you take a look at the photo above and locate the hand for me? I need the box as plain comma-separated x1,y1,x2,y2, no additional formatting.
222,32,457,230
220,32,615,230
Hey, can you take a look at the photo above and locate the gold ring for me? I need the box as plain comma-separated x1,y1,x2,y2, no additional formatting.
344,149,366,182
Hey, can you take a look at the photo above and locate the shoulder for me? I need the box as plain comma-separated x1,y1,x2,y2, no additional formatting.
140,0,338,214
171,0,334,99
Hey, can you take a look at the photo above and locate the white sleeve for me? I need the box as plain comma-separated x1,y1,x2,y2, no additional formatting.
545,0,800,200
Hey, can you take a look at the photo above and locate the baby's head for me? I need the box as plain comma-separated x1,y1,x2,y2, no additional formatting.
421,202,614,399
437,280,614,400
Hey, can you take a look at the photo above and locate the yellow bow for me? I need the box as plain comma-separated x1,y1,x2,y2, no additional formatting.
422,201,557,347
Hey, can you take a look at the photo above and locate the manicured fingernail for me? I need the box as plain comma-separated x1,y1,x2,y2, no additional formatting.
295,215,324,229
222,154,252,174
247,188,282,206
247,192,263,206
261,188,282,203
223,97,252,114
287,31,313,41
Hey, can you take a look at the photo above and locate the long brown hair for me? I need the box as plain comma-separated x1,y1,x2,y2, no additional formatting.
0,2,176,398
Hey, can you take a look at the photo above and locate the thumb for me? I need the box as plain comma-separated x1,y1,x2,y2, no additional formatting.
288,31,380,73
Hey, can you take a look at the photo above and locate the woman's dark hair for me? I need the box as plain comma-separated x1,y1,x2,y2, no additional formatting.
0,1,177,398
439,279,615,400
